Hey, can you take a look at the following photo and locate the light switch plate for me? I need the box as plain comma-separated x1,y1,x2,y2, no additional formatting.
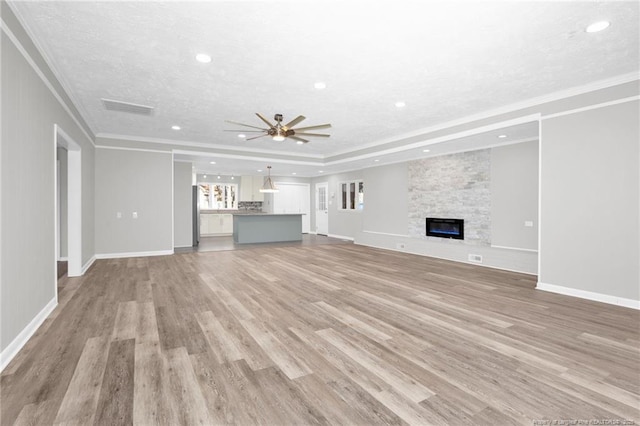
524,221,533,227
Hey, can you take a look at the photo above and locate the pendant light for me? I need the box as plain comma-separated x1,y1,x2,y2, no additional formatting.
259,166,279,193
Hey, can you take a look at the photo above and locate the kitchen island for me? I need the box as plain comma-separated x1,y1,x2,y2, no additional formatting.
233,213,303,244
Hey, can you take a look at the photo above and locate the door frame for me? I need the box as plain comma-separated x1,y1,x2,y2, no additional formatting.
54,125,82,282
314,182,329,235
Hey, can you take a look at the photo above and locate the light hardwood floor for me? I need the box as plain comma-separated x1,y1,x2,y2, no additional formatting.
2,245,639,425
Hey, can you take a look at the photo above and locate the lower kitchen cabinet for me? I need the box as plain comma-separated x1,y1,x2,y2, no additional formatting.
200,213,233,236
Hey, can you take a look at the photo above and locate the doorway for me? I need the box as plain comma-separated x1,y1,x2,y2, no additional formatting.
55,125,82,281
315,182,328,235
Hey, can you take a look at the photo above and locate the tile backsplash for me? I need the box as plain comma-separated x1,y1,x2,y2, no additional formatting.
238,201,263,211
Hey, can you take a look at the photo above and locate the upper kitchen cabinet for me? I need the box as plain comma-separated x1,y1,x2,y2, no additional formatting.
240,176,264,202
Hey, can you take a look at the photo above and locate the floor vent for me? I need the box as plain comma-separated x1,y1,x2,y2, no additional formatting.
101,98,154,115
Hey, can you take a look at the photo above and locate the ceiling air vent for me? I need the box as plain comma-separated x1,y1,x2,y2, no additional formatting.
101,98,154,115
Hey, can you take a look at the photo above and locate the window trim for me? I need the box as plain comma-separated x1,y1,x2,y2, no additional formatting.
338,179,364,211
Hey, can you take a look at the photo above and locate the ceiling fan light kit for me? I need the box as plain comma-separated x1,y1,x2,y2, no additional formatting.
259,166,279,193
225,113,331,144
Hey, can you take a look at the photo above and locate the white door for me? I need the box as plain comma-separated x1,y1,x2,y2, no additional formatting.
315,182,328,235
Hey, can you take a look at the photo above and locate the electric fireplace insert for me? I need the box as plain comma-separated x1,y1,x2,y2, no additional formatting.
426,218,464,240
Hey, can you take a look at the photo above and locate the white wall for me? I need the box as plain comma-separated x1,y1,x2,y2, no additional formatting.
174,161,193,248
1,2,95,361
95,148,173,256
539,100,639,305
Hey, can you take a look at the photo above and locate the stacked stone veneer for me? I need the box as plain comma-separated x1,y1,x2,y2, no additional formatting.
408,149,491,246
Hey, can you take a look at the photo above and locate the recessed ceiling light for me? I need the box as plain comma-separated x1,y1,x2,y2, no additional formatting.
586,21,610,33
374,159,380,162
296,141,304,145
292,172,297,175
171,125,181,130
319,170,324,173
314,82,326,90
238,134,246,138
203,175,207,178
395,101,406,108
210,161,216,164
422,149,430,153
195,53,211,63
217,175,221,179
498,134,507,138
231,176,234,180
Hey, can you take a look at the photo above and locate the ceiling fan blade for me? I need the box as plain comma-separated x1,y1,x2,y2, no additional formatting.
225,120,266,130
294,132,330,137
292,123,332,132
289,135,309,143
255,113,275,128
245,134,270,141
283,115,306,129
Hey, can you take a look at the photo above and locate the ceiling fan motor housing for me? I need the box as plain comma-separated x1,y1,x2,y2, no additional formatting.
274,113,283,122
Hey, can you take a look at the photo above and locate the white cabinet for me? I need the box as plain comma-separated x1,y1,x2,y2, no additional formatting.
252,177,264,202
240,176,253,201
240,176,264,202
200,214,233,236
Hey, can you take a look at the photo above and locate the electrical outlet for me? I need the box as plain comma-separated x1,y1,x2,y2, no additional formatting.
524,220,534,227
468,254,483,263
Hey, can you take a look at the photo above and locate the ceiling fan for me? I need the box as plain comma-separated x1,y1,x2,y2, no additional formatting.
225,113,331,144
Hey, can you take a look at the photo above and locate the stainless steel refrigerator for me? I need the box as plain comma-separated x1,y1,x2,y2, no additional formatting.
192,185,199,246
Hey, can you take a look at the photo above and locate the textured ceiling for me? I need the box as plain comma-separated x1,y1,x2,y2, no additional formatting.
8,1,639,175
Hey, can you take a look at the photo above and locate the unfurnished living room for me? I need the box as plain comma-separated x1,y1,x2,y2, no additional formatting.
1,1,639,425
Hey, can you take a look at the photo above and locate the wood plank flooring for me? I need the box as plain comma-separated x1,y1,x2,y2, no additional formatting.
2,244,639,425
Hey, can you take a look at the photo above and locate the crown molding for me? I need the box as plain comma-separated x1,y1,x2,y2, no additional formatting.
171,149,323,167
328,72,639,158
95,133,325,160
1,17,96,147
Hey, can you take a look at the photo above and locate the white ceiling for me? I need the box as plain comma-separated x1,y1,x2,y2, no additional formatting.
8,1,639,176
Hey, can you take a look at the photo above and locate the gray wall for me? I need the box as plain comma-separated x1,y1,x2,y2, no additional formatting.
350,146,538,274
95,148,173,255
2,3,95,354
491,141,539,250
540,100,639,301
362,162,409,235
174,161,193,248
312,171,364,239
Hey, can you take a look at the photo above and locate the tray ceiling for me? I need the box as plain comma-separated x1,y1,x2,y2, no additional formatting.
7,1,639,175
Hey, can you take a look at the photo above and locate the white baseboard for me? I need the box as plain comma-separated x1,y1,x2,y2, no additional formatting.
81,255,96,274
95,250,174,259
0,297,57,372
357,241,537,276
328,234,354,241
490,244,538,253
57,256,69,261
362,230,410,238
537,282,640,310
